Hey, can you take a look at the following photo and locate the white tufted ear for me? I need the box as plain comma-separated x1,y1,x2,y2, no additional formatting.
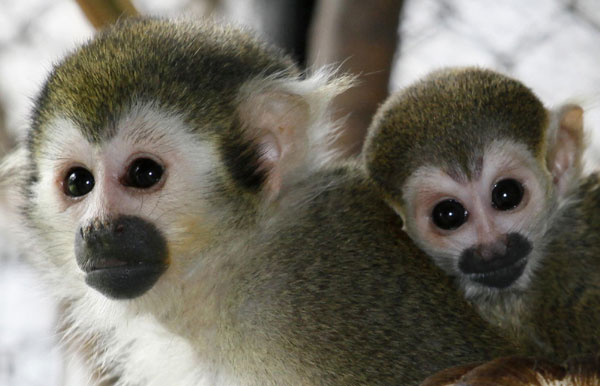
237,70,353,199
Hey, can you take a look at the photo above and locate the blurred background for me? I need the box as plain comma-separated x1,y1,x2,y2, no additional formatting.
0,0,598,384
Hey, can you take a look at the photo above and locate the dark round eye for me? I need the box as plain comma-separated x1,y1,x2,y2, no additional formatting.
432,199,468,230
125,158,164,189
491,178,524,211
64,167,95,197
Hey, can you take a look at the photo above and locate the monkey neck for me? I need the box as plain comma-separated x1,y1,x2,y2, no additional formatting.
468,290,546,354
471,290,525,332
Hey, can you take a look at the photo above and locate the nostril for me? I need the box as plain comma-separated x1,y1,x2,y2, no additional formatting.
492,240,508,256
476,245,494,260
477,238,508,260
81,224,94,240
116,224,125,234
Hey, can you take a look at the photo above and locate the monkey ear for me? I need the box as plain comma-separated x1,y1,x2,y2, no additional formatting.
545,104,584,197
237,91,311,198
234,71,352,199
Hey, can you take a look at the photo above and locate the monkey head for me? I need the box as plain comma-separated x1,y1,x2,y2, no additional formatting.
20,18,347,305
365,67,585,298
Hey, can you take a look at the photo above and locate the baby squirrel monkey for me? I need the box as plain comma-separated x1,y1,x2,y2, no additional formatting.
4,19,523,385
364,67,599,360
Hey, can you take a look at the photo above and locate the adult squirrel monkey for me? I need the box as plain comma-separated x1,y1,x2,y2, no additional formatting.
3,21,522,385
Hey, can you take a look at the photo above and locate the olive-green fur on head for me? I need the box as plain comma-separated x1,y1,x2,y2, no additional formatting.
26,17,300,210
29,17,296,153
365,67,549,201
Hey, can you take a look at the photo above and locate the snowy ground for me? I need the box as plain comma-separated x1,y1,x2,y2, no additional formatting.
0,0,599,385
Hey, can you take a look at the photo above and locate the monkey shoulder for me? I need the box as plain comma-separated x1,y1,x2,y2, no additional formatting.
232,165,517,383
523,172,600,360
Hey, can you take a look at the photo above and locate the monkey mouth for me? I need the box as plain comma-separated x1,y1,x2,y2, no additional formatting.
84,260,168,300
459,233,532,289
467,256,528,289
89,257,129,270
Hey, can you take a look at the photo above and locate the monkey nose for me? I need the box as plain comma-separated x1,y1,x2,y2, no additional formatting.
476,236,508,260
459,233,532,288
75,215,169,299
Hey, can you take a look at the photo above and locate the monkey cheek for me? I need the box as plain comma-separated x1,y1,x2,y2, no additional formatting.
75,215,169,300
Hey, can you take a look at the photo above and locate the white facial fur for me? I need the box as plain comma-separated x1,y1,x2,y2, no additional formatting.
32,103,225,281
28,103,246,384
397,140,555,297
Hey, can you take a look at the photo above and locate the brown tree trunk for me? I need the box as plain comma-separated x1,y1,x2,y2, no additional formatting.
308,0,403,157
74,0,138,29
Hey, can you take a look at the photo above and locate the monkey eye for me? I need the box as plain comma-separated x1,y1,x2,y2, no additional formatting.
64,167,95,197
124,158,164,189
431,199,468,230
491,178,524,211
